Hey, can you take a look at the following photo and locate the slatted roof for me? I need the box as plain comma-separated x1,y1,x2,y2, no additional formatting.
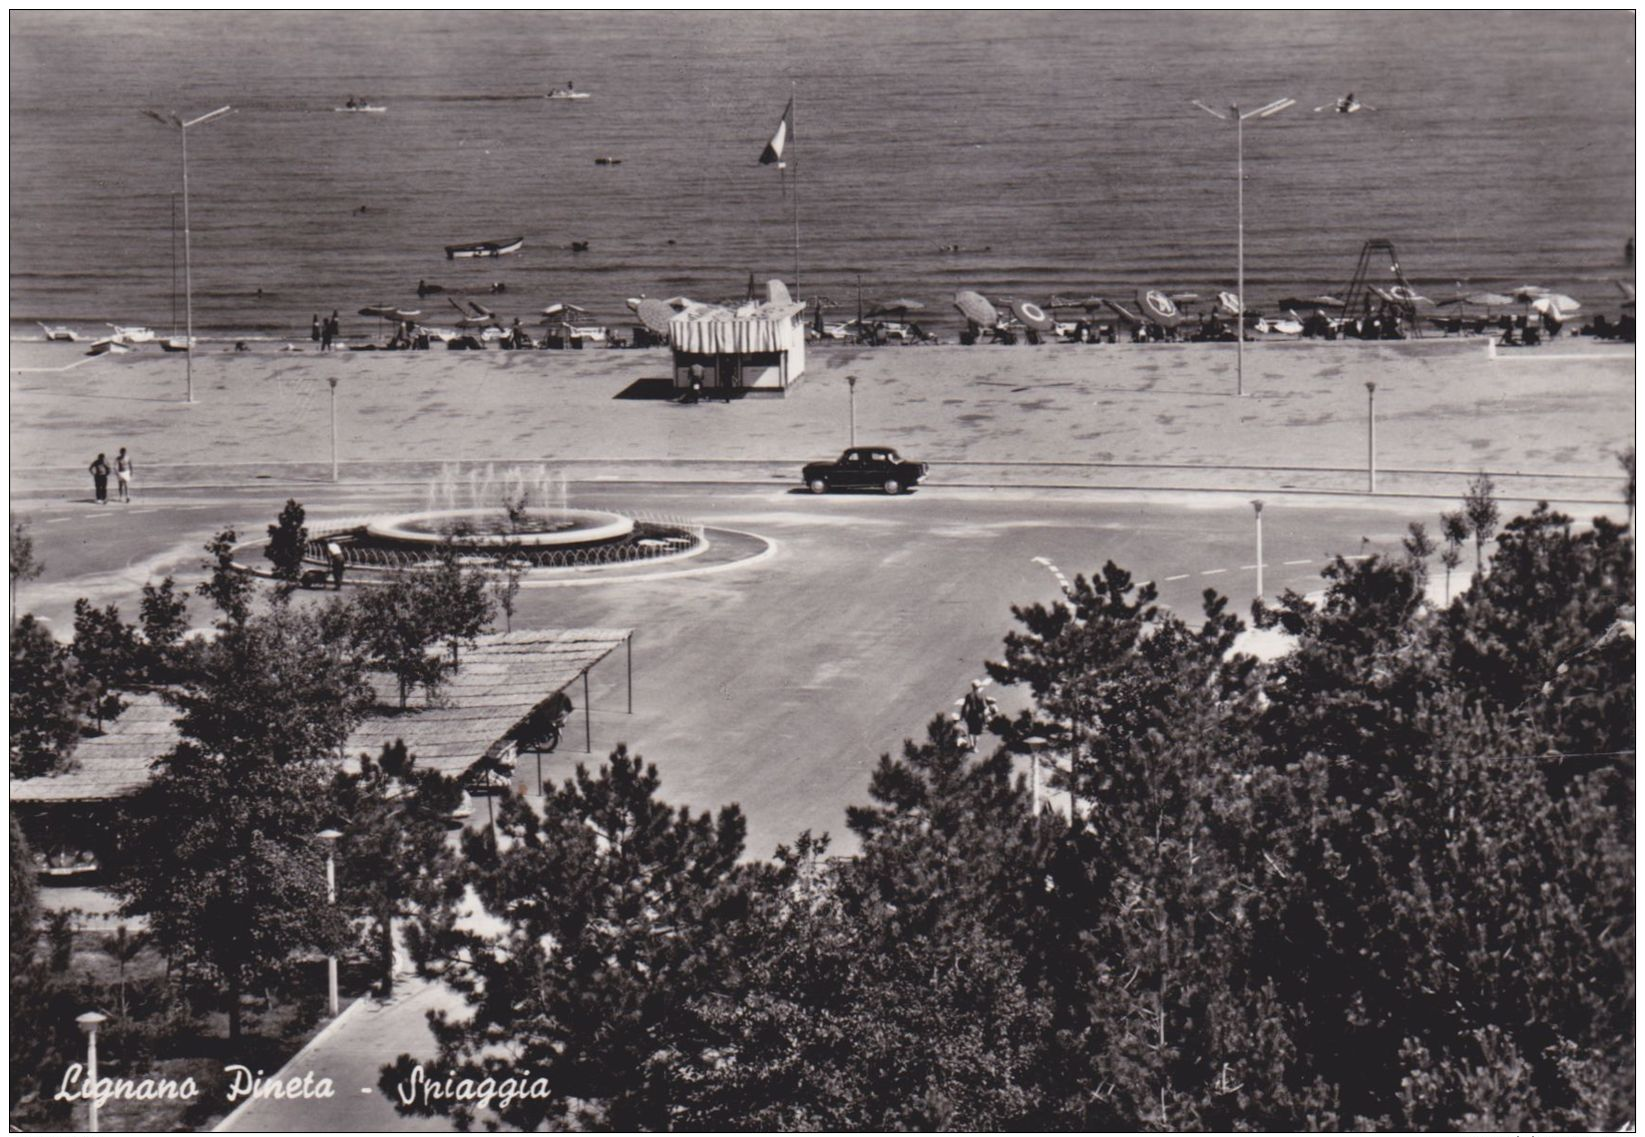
9,629,630,803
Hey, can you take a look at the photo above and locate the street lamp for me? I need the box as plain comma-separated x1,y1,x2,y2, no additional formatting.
1024,736,1048,815
1251,499,1265,600
328,377,340,483
1192,96,1295,398
77,1011,108,1132
143,105,234,404
1365,381,1378,493
847,374,858,447
316,828,342,1017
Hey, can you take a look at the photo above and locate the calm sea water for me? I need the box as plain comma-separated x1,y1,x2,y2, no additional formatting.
9,10,1636,338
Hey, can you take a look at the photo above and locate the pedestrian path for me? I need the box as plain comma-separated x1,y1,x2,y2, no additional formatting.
215,976,467,1132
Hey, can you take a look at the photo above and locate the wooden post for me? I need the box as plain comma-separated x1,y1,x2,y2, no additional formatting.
583,669,592,753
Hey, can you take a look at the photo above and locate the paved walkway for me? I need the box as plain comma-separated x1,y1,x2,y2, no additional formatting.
215,976,466,1132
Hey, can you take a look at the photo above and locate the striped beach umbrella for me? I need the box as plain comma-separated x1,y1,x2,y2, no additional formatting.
954,290,1000,328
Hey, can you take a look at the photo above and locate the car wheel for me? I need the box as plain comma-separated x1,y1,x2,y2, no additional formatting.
808,478,828,494
883,479,902,495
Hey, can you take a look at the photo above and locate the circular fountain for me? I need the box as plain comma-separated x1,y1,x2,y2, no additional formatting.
365,507,636,549
301,464,707,574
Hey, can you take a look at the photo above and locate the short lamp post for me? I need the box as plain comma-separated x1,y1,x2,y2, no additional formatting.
316,828,342,1017
1252,499,1265,600
1025,735,1048,815
1365,381,1378,493
847,374,858,447
328,377,340,483
77,1011,108,1133
142,105,235,404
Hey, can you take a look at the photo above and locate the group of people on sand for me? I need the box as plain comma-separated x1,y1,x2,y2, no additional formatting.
87,447,133,504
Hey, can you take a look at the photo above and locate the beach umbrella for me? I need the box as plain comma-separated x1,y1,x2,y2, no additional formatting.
954,290,1000,328
635,298,676,336
1137,289,1182,328
1531,294,1580,317
1010,299,1055,332
1217,290,1242,316
543,302,588,319
1047,294,1106,310
1103,297,1142,324
1388,285,1434,306
1438,290,1513,309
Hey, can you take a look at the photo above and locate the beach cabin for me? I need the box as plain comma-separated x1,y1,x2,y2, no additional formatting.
668,300,807,394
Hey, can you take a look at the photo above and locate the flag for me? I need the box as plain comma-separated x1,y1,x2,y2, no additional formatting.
758,98,792,169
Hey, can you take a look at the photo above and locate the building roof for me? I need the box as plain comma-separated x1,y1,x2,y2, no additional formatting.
9,628,631,804
669,300,806,354
10,691,180,804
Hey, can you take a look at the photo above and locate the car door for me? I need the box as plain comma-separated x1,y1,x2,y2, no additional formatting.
838,450,867,487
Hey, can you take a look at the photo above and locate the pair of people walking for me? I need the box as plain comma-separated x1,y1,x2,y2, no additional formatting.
89,447,133,504
316,310,341,351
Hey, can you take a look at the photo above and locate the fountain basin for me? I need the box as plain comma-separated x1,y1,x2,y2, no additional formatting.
365,508,636,549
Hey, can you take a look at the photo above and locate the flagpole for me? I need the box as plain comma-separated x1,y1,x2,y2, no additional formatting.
791,82,801,303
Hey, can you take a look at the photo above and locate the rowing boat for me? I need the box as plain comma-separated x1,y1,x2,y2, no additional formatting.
444,237,525,260
546,90,590,101
335,105,387,113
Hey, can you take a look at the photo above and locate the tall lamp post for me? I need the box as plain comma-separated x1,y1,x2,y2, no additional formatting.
77,1012,108,1132
1192,96,1295,398
316,828,342,1017
847,374,858,446
328,377,340,483
1252,499,1265,600
143,105,234,404
1365,381,1378,493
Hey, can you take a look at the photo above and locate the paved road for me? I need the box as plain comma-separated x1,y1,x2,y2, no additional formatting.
19,479,1590,857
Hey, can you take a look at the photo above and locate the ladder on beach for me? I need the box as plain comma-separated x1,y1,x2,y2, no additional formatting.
1341,238,1424,338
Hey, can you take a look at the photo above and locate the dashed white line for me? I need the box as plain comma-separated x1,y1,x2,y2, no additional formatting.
1200,568,1227,576
1164,573,1189,582
1238,563,1268,571
1283,558,1314,566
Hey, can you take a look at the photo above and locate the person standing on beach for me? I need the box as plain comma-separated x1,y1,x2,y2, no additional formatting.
89,453,110,504
114,447,133,502
321,314,334,352
328,310,341,351
311,314,321,343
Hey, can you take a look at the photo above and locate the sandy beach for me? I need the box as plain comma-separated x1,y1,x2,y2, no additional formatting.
10,336,1635,503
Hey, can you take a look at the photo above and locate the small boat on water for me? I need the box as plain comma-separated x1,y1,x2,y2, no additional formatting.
444,236,525,260
546,89,590,101
335,104,387,113
594,156,622,166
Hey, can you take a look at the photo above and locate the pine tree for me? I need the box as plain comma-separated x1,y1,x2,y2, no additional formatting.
264,499,309,590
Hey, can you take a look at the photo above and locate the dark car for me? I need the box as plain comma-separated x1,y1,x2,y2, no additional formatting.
801,447,929,495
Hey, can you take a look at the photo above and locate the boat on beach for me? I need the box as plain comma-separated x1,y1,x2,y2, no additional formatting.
444,236,524,260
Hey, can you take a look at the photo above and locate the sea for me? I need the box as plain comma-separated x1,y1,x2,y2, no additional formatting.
9,10,1636,340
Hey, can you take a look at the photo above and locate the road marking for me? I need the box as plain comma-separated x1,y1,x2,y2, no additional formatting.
1164,573,1189,582
1200,568,1227,576
1284,558,1313,565
45,517,75,524
1238,564,1267,571
1344,554,1372,561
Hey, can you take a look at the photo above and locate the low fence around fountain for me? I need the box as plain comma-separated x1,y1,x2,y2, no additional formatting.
301,510,707,573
